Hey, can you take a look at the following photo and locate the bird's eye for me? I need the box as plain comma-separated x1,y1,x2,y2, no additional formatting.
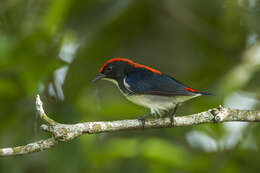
106,66,113,72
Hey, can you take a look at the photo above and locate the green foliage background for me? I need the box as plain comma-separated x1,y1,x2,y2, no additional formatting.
1,0,260,172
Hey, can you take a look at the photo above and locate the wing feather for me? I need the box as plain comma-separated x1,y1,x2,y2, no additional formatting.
125,70,194,96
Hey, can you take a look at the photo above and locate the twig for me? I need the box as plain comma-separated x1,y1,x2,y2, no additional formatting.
0,95,260,157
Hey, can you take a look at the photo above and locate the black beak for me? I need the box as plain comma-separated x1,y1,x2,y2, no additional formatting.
92,73,106,83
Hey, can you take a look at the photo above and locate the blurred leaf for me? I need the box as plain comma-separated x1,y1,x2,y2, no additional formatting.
142,138,189,167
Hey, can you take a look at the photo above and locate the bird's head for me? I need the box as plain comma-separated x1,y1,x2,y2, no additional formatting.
92,58,162,83
92,58,135,83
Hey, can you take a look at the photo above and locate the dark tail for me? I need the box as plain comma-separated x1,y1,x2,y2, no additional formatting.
185,87,213,96
196,90,213,96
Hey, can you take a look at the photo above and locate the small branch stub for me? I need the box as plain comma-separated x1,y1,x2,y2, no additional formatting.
36,94,45,116
36,95,57,126
214,106,229,122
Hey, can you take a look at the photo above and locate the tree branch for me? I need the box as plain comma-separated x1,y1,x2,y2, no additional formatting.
1,95,260,157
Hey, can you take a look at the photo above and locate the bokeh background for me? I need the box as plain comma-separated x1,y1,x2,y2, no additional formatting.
1,0,260,172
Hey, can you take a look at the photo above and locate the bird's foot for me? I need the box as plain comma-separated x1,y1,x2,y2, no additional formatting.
138,117,146,129
138,113,152,129
169,104,179,127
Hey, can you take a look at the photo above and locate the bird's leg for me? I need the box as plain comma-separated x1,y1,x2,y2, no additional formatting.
169,104,179,127
138,113,152,129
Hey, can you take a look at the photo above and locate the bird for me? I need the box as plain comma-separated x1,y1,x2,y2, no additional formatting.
92,58,211,128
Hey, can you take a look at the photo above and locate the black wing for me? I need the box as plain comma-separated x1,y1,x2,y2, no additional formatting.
125,70,196,96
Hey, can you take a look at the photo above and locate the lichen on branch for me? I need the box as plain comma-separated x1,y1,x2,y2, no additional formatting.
1,95,260,157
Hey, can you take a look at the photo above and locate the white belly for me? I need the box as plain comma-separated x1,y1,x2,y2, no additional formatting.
126,94,200,115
